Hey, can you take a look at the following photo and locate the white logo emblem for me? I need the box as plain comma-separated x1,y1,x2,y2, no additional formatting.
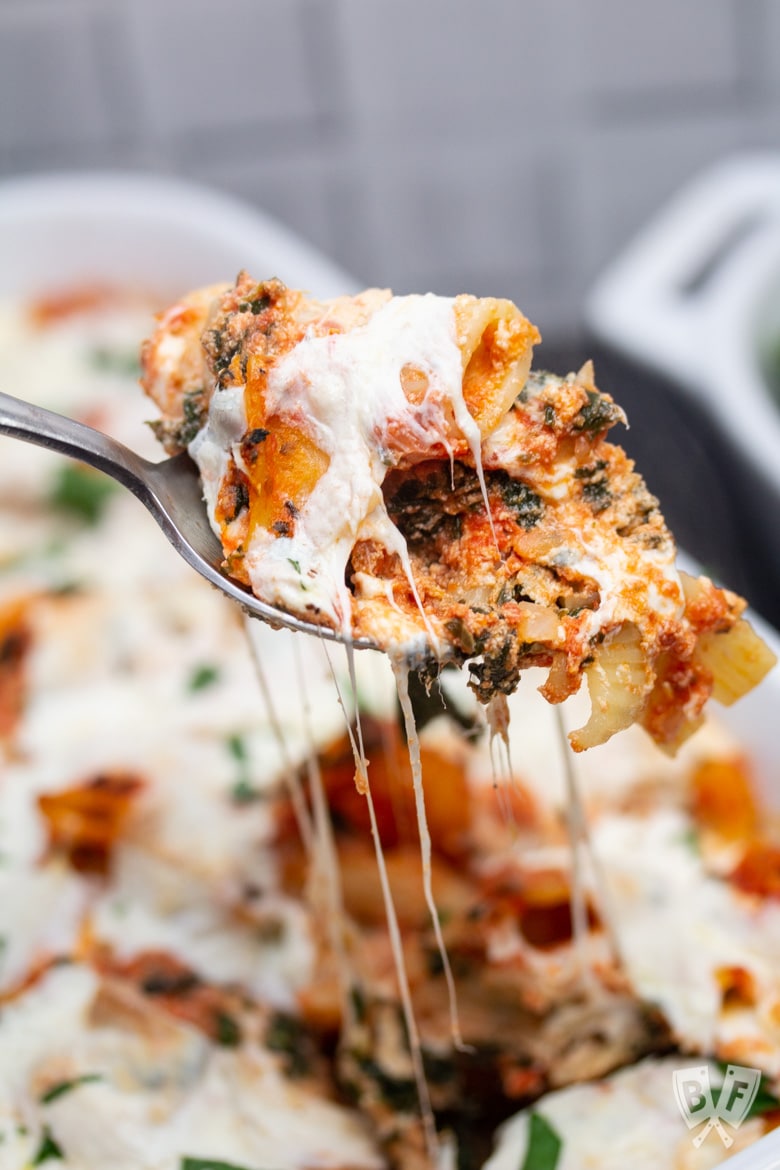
673,1064,762,1148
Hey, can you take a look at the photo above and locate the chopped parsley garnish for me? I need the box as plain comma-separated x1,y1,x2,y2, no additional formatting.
226,733,248,763
40,1074,102,1104
187,663,220,693
32,1127,63,1165
520,1111,562,1170
226,734,260,803
87,346,141,377
181,1160,264,1170
48,465,117,526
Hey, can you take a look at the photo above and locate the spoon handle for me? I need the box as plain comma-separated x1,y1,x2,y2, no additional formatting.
0,389,152,494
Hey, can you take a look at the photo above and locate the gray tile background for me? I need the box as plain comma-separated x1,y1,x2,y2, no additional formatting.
1,0,778,358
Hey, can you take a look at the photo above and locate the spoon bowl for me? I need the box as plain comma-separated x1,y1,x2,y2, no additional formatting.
0,390,375,647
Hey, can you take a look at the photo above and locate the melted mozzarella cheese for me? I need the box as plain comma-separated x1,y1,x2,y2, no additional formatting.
0,965,383,1170
240,294,477,636
484,1057,768,1170
189,384,247,525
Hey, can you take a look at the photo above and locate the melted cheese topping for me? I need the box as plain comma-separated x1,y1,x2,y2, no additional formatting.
4,290,780,1170
484,1057,768,1170
240,294,478,635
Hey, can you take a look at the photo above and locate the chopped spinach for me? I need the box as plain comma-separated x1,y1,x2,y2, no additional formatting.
349,984,367,1023
265,1012,312,1077
498,474,544,528
581,478,612,512
248,294,271,314
213,1009,242,1048
179,388,208,445
354,1055,418,1113
576,461,612,512
573,389,621,435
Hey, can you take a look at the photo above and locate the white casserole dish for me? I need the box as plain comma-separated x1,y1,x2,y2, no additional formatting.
0,170,778,1169
585,155,780,629
0,170,358,302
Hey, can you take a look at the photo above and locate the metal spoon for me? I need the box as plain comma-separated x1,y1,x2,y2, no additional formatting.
0,390,373,646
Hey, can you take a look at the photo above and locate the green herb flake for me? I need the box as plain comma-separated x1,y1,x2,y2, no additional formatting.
87,346,141,378
287,558,302,574
48,465,117,526
179,388,208,445
231,778,261,805
181,1160,263,1170
32,1127,63,1165
41,1073,102,1105
213,1009,243,1048
226,733,248,764
520,1111,562,1170
187,663,220,693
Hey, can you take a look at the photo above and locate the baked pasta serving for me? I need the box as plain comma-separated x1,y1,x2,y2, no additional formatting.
141,274,775,750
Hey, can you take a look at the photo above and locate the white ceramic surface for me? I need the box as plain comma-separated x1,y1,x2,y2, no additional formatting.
0,170,359,302
585,153,780,534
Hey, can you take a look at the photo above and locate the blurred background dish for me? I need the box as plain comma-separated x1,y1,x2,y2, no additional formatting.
586,155,780,629
0,171,357,575
0,170,358,302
